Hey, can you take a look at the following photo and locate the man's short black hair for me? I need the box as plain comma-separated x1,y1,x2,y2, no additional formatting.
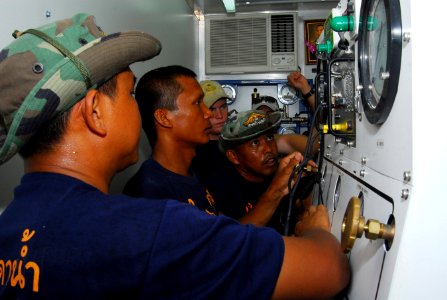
135,65,197,148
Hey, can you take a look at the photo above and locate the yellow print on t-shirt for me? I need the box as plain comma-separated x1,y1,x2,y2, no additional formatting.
0,228,40,293
205,189,216,207
187,190,217,216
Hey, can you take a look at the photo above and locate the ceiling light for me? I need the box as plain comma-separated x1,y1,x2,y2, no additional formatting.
222,0,236,13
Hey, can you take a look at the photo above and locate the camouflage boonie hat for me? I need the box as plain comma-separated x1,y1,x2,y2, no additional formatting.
0,13,162,164
200,80,229,108
219,109,282,151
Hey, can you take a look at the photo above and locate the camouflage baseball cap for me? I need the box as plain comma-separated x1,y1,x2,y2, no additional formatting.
219,109,282,151
0,13,162,164
200,80,228,108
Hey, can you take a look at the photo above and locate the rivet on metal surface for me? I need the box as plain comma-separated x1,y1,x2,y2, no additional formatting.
361,157,367,165
360,169,365,178
403,171,411,182
401,189,409,200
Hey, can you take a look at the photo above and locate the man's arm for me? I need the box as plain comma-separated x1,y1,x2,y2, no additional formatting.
283,71,320,156
275,133,319,156
273,205,351,299
287,71,316,112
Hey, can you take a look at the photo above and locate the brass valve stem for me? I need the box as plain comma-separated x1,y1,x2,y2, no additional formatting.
341,197,395,253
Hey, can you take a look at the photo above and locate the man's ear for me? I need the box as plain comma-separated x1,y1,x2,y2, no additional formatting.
226,149,240,165
154,108,172,128
83,89,107,137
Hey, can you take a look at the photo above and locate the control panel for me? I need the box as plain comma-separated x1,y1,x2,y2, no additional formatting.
310,0,413,298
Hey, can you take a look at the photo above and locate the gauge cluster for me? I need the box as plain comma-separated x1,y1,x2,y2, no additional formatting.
209,79,314,135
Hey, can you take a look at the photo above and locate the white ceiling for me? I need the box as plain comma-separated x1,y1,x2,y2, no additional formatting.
192,0,338,14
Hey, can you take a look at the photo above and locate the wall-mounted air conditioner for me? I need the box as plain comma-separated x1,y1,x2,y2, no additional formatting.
205,13,297,74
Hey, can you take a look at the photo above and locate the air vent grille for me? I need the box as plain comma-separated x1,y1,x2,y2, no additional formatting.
209,17,267,67
205,13,297,74
271,14,295,53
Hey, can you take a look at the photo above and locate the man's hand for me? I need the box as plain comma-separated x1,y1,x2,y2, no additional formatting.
268,152,303,197
287,71,312,94
295,204,330,235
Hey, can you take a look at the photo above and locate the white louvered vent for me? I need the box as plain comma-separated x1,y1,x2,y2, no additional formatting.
205,13,297,74
209,17,267,67
271,14,295,53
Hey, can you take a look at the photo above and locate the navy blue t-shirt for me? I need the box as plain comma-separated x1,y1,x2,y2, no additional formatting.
124,158,219,215
192,140,232,180
0,172,284,299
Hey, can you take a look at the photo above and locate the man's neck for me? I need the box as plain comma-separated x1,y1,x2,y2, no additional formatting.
24,151,112,194
152,143,196,176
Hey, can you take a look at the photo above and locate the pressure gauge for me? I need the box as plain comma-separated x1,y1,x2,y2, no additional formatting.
278,83,299,105
221,84,237,105
358,0,402,124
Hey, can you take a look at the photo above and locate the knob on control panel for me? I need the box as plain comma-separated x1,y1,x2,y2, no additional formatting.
341,197,395,253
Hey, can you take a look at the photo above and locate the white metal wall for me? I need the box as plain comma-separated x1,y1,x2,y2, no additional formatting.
391,0,447,298
320,0,447,298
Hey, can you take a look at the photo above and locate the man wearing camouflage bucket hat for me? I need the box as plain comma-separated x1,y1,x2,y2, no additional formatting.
0,14,349,299
207,109,319,234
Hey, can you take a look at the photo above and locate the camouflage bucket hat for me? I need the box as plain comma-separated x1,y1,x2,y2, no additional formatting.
0,13,162,164
219,110,282,151
200,80,228,108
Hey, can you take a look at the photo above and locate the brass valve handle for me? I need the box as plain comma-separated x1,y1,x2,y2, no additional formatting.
341,197,395,253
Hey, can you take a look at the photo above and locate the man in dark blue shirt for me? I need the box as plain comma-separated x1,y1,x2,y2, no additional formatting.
123,66,220,214
207,110,317,234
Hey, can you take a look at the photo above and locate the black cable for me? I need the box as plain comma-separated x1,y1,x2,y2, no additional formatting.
317,130,325,205
283,104,323,235
284,162,305,236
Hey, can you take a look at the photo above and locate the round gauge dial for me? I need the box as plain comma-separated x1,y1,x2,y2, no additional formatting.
358,0,402,124
221,84,236,105
278,83,299,105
